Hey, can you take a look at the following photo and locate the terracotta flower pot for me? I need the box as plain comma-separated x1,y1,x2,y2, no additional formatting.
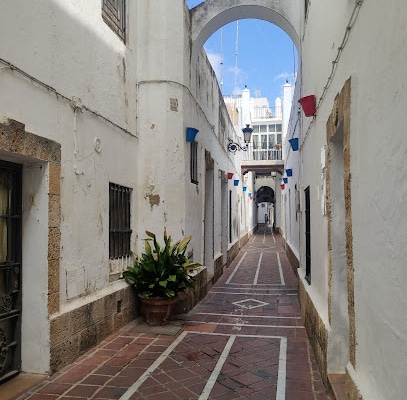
139,295,178,325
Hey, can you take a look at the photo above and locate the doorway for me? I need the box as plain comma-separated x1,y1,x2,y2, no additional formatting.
0,161,22,382
304,186,311,284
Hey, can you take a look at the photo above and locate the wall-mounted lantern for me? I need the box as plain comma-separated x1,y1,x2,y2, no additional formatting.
228,124,253,153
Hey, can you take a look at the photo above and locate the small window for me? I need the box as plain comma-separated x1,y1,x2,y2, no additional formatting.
268,134,275,149
268,124,276,132
260,125,267,133
261,135,268,149
276,124,282,132
252,135,259,149
252,125,260,133
102,0,126,42
109,183,132,259
191,141,198,184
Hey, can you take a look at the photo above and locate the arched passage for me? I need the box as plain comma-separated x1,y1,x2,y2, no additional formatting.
256,185,275,204
190,0,301,63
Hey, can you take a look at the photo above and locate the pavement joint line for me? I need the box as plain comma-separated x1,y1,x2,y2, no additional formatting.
210,291,298,296
277,252,285,285
253,252,263,285
233,298,269,309
188,332,288,399
276,337,287,400
225,252,247,284
121,331,289,400
193,312,302,319
187,321,304,329
118,331,189,400
246,246,278,251
198,335,236,400
187,331,287,340
224,283,286,287
218,285,295,289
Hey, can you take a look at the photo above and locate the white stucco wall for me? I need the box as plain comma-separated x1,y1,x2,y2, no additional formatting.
22,163,50,372
0,0,139,372
291,0,407,398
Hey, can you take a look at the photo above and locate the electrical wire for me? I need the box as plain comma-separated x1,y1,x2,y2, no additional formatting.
300,0,364,149
0,56,134,137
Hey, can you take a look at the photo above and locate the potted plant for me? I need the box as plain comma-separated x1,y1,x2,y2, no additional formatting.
123,229,201,325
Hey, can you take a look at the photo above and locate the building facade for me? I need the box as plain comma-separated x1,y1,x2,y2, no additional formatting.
0,1,406,399
0,0,256,379
281,1,407,399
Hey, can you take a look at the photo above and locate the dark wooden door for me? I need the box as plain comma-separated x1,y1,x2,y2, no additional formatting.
305,186,311,284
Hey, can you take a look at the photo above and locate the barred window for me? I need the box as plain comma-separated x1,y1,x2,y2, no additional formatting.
102,0,126,42
109,183,132,259
190,141,198,184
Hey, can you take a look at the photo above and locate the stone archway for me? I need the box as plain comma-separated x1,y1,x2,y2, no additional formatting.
190,0,301,63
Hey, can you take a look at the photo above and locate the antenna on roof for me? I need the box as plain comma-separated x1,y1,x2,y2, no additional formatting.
234,20,239,96
220,27,224,91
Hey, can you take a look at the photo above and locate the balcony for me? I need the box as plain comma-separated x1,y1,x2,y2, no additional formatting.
241,143,284,175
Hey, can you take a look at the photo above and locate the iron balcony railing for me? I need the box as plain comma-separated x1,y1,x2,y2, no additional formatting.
242,143,283,161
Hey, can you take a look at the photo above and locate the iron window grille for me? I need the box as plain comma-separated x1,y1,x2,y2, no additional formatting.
109,183,132,259
102,0,126,42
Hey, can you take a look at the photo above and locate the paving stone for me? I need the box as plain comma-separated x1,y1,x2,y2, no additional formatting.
13,233,332,400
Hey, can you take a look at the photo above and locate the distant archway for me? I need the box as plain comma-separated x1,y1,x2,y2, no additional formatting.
190,0,301,63
256,185,274,203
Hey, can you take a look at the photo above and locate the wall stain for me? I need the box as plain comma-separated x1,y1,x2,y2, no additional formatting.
145,193,160,209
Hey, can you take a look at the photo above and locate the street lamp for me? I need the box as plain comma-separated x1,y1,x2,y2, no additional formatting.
228,124,253,153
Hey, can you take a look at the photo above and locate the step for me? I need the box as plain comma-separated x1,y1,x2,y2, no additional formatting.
328,373,346,400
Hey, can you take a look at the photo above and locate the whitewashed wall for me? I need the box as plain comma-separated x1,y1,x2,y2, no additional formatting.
289,0,407,398
0,0,257,374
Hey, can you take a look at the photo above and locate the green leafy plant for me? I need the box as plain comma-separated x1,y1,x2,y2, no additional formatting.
123,229,201,298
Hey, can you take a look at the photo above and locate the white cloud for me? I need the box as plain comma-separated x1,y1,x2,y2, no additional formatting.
206,51,223,80
274,71,290,81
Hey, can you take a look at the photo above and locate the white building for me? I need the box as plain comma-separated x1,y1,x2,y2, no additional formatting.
0,0,257,379
0,1,406,399
281,1,407,399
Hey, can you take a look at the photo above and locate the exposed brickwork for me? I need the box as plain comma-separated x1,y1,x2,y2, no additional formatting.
298,279,329,386
213,253,224,282
283,238,300,276
326,78,356,368
49,286,137,373
175,267,208,315
227,240,240,266
346,370,363,400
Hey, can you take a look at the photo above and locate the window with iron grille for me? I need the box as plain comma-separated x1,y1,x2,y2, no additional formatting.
102,0,126,42
109,183,132,259
190,141,198,184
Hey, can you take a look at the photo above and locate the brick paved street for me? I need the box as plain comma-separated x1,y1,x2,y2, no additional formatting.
8,232,332,399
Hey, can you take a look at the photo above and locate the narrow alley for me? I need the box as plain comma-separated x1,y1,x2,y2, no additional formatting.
7,232,332,400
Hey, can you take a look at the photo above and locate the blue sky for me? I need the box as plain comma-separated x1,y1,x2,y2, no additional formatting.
187,1,298,104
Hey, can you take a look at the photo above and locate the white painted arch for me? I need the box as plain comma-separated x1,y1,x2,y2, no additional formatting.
190,0,302,63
